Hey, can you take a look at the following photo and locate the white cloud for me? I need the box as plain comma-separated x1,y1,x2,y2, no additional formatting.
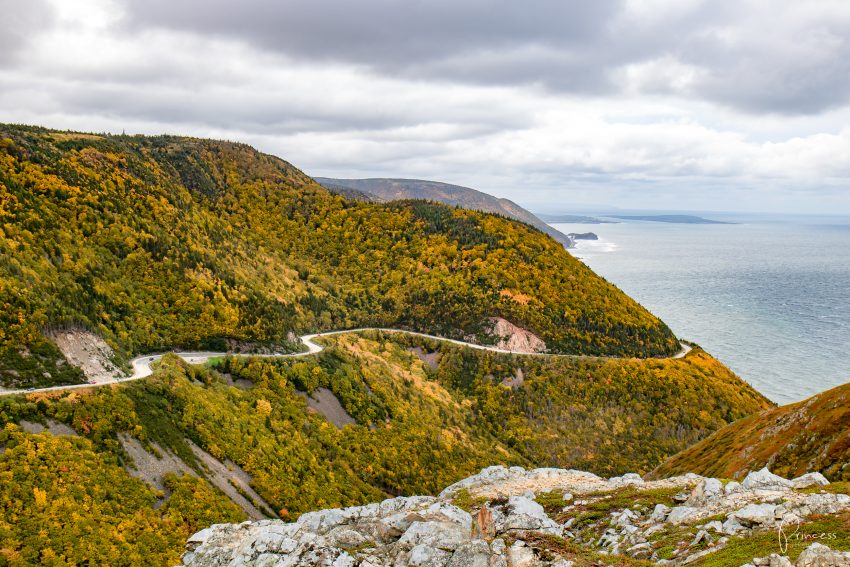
0,0,849,213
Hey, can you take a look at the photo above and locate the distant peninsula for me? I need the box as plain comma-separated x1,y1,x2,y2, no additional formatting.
535,213,616,224
609,214,733,225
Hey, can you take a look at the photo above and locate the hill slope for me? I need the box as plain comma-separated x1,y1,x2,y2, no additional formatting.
651,381,850,482
0,125,680,388
314,177,576,248
0,331,771,564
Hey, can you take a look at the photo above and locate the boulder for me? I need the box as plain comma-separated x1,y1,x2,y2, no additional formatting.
666,506,700,525
650,503,671,522
407,544,452,566
799,493,850,516
792,473,830,489
397,521,470,551
507,540,537,567
490,496,562,536
795,543,850,566
446,540,491,567
742,468,793,491
704,520,724,533
732,503,778,527
751,554,793,567
610,472,645,487
686,478,724,506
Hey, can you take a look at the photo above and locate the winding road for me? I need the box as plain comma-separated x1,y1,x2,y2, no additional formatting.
0,328,691,397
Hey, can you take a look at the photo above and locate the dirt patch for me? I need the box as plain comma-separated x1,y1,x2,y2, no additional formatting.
408,347,439,371
501,367,525,388
119,433,196,493
119,434,273,520
19,419,78,436
218,372,253,390
47,328,121,383
297,387,357,429
188,439,273,520
488,317,546,353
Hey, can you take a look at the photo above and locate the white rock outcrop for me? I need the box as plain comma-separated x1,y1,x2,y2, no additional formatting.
182,466,850,567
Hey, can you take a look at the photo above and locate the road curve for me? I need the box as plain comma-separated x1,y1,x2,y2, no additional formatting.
0,328,691,397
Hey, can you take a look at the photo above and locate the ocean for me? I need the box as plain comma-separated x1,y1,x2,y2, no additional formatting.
551,214,850,404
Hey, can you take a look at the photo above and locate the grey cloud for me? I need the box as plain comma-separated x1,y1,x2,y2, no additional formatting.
120,0,850,115
0,0,54,64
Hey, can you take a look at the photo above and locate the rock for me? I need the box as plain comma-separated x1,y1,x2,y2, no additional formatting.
733,503,779,527
767,554,793,567
687,478,724,506
447,540,490,567
490,496,562,536
610,472,644,486
792,472,830,489
178,465,850,567
690,529,712,547
722,516,745,534
673,491,690,503
612,508,639,527
408,544,452,566
666,506,700,525
800,493,850,515
507,540,537,567
704,520,724,533
397,521,469,551
795,543,850,566
187,528,213,544
742,468,793,491
650,503,671,522
627,542,653,559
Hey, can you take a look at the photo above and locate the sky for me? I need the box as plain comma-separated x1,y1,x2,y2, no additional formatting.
2,0,850,213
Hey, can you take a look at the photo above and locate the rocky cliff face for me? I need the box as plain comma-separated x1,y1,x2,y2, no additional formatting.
181,465,850,566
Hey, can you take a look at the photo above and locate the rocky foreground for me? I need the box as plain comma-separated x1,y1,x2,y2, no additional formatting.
182,466,850,566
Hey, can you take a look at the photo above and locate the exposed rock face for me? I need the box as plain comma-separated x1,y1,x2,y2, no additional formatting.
487,318,546,354
182,466,850,567
46,328,121,383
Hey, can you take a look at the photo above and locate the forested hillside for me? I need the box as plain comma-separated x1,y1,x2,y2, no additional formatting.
651,381,850,482
0,331,770,564
0,125,679,388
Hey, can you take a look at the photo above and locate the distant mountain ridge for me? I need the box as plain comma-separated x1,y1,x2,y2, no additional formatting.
315,177,575,248
611,214,732,224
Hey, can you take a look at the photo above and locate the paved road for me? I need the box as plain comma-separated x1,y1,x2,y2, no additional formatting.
0,328,691,396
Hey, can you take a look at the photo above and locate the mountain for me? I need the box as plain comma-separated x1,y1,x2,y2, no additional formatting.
314,177,576,248
0,126,682,389
0,125,775,564
182,464,850,567
0,330,770,564
651,381,850,482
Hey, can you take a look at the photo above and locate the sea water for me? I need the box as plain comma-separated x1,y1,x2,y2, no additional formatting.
551,214,850,404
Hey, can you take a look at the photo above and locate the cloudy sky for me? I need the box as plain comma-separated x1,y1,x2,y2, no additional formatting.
2,0,850,213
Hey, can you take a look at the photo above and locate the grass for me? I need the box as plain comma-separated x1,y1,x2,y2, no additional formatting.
451,488,487,513
535,490,571,513
576,485,684,514
801,482,850,495
518,532,655,566
693,512,850,566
